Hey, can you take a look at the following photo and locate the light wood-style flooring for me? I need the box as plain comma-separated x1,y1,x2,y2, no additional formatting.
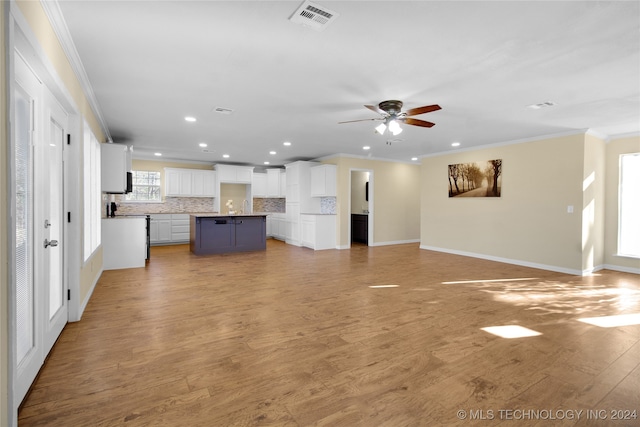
18,240,640,426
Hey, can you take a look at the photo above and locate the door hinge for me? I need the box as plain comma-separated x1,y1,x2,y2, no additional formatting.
67,134,71,145
68,212,71,223
67,289,71,301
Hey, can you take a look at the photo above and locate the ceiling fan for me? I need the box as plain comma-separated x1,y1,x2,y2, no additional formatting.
339,100,441,136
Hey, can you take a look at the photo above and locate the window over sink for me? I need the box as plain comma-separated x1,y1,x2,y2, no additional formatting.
125,171,161,202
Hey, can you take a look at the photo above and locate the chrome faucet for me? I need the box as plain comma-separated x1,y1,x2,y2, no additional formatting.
242,199,250,214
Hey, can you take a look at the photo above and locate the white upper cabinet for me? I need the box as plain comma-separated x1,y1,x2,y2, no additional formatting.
310,164,337,197
216,164,254,183
165,168,216,197
252,173,267,197
266,169,285,197
279,170,286,196
101,143,129,193
191,170,216,197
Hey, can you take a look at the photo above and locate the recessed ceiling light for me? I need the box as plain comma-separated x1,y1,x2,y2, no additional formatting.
222,154,230,158
264,161,270,165
269,151,276,155
363,146,370,150
154,152,162,156
185,116,196,122
452,142,461,147
283,141,292,146
199,143,208,148
411,157,418,161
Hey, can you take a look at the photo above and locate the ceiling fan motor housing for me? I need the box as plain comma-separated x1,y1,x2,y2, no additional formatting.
379,100,404,116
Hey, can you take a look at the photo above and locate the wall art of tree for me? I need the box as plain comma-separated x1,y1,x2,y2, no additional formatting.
448,159,502,197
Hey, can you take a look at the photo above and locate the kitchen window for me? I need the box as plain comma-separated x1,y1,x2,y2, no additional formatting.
125,171,161,202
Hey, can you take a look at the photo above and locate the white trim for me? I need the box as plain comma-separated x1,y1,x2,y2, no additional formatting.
602,264,640,275
609,131,640,141
315,152,418,165
39,0,111,141
419,244,583,276
419,129,591,159
132,152,215,165
372,239,420,247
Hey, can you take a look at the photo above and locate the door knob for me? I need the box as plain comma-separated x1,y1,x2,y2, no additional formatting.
44,239,58,248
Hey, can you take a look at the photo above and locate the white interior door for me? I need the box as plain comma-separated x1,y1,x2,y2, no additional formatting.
13,52,69,409
41,90,68,354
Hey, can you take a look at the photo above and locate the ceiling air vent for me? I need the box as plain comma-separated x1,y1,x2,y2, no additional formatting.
289,1,339,32
528,101,556,110
213,107,234,115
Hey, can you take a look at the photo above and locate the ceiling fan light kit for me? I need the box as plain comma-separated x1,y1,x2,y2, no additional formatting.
340,99,441,137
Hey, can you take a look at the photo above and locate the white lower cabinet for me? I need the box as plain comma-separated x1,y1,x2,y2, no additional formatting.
300,214,336,250
267,213,287,241
150,214,172,244
171,214,190,243
150,214,190,245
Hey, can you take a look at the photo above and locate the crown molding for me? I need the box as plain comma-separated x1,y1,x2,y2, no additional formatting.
314,153,419,165
419,129,591,159
40,0,111,141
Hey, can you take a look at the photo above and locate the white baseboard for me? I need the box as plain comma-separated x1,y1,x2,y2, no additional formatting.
419,245,584,275
370,239,420,247
602,264,640,275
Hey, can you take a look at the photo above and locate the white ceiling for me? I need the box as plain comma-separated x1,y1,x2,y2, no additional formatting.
56,0,640,167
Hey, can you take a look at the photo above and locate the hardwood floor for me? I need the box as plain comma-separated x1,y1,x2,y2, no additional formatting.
18,240,640,426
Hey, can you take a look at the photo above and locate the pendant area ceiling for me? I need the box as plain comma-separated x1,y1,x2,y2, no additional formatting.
55,1,640,166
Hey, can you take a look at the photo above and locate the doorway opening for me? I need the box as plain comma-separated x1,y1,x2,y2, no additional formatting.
350,169,373,247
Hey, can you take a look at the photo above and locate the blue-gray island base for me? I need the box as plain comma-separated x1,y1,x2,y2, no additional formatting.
190,214,267,255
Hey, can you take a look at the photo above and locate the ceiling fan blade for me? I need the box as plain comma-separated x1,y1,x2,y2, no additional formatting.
338,118,383,124
404,104,441,116
365,104,386,115
401,117,436,128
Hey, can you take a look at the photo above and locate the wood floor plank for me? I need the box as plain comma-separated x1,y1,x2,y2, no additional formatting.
18,241,640,426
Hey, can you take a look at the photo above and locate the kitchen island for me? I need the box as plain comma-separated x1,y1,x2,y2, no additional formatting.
190,214,267,255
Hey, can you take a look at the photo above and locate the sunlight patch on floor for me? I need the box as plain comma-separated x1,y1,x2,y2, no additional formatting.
481,325,543,339
442,277,538,285
577,313,640,328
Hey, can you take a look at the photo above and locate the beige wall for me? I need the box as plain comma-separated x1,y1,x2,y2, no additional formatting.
604,136,640,272
220,184,250,213
421,134,588,273
326,156,421,248
15,1,104,140
2,2,9,425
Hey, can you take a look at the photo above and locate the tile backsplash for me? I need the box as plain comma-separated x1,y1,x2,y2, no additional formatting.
111,196,216,215
253,198,285,213
108,194,335,215
320,197,337,214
